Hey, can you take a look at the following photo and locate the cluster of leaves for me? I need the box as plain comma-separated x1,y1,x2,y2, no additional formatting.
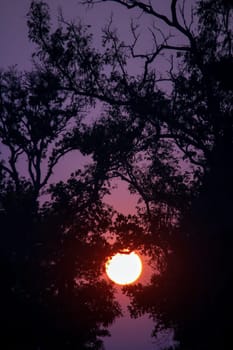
0,158,123,348
0,67,84,197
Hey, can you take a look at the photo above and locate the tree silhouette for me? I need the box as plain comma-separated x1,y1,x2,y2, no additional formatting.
0,61,122,350
0,161,122,348
0,67,85,198
27,0,233,348
1,0,233,349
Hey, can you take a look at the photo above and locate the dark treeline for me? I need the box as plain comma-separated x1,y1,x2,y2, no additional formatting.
0,0,233,349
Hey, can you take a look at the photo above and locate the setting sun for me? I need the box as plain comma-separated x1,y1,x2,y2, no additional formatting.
105,250,142,285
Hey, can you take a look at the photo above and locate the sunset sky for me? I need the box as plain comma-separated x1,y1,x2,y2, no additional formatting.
0,0,165,348
1,1,231,349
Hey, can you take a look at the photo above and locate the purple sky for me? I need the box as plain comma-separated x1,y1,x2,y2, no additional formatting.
0,0,195,348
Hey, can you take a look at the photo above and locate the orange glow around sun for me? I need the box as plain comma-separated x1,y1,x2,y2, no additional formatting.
105,250,142,285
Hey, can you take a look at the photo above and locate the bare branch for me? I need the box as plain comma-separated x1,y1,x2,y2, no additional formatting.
40,147,74,189
84,0,195,47
0,162,14,178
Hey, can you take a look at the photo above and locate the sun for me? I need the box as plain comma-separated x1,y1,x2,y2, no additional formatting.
105,250,142,285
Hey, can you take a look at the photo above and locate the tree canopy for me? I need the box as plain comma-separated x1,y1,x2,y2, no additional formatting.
0,0,233,349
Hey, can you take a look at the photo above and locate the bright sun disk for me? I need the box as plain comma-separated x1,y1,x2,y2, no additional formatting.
105,250,142,285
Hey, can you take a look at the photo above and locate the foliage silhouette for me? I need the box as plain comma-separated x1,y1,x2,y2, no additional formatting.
1,0,233,349
0,169,122,348
0,65,122,349
26,0,233,348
